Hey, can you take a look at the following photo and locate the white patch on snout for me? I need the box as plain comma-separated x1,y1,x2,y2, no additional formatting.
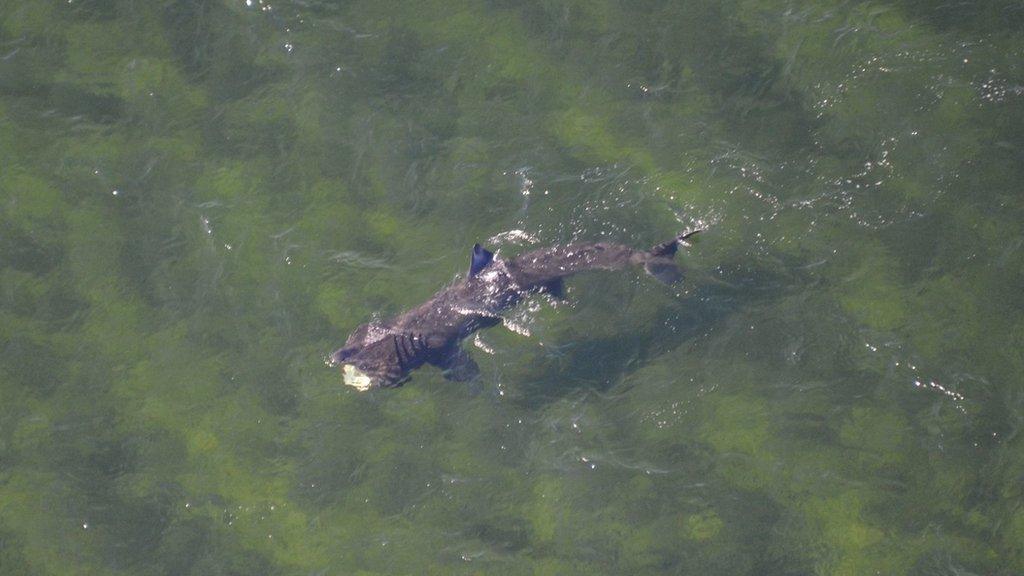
342,364,375,391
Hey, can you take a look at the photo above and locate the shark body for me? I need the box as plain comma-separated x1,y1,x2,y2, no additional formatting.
330,230,700,390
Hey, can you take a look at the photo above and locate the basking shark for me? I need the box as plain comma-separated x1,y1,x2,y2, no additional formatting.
329,230,701,390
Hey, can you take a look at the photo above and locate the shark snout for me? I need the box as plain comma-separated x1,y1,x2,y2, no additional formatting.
329,346,357,366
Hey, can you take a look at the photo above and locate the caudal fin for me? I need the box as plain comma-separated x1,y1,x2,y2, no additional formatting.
649,228,702,257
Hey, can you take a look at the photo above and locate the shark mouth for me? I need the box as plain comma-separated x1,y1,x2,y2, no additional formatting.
341,364,376,391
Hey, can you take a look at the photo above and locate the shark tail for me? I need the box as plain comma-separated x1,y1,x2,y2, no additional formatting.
643,229,702,285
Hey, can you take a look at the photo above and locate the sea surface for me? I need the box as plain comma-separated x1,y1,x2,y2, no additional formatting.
2,1,1023,574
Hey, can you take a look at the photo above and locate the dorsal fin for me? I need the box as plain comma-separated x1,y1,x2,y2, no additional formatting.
650,228,703,257
469,243,494,276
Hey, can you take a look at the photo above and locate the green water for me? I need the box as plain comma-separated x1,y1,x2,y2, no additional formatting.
2,0,1023,574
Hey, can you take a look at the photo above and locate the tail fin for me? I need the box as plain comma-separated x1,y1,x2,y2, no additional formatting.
649,228,702,257
644,228,702,284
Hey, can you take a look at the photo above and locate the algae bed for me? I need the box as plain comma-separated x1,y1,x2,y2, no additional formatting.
2,1,1024,574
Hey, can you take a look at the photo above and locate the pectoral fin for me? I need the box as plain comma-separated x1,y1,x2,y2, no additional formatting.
541,278,565,299
437,346,480,382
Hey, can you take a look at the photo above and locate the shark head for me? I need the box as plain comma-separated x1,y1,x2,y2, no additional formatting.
330,348,410,391
329,324,423,390
328,362,404,392
339,361,409,391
